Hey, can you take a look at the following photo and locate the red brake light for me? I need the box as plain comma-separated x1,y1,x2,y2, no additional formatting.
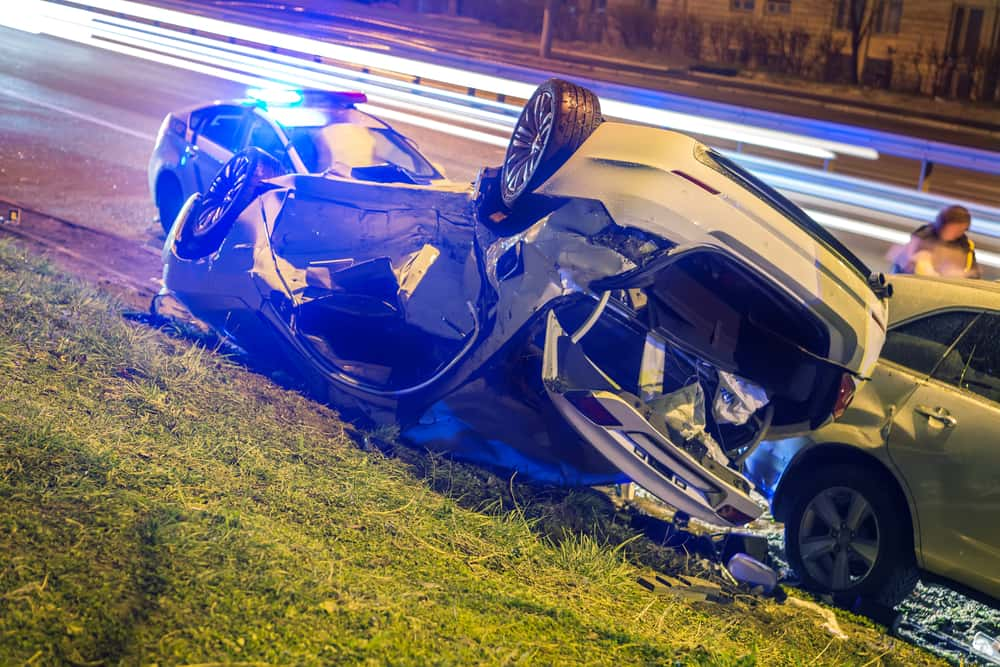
166,116,186,137
566,392,622,427
832,373,857,420
672,170,720,195
718,505,755,525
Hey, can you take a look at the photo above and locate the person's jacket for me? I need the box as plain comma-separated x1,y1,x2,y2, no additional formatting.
890,224,981,279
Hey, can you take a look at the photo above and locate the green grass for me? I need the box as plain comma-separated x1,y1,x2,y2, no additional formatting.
0,240,944,666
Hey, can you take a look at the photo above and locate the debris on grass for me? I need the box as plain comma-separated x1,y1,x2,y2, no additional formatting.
0,239,946,665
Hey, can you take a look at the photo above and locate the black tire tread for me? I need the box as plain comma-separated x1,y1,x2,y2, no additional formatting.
784,462,919,608
500,79,602,208
175,148,280,260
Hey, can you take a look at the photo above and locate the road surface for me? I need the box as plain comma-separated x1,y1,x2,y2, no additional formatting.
1,25,997,280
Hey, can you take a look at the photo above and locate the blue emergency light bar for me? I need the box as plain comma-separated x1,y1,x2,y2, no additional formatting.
247,87,367,108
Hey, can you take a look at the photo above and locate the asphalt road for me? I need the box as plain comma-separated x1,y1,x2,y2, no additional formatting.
3,25,999,282
159,0,1000,151
150,0,1000,207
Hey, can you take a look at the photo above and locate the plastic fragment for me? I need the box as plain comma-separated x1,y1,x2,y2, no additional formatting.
726,553,777,594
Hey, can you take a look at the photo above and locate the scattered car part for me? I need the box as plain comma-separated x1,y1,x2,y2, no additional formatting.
717,532,770,566
972,632,1000,665
786,596,849,640
726,553,778,594
636,571,732,604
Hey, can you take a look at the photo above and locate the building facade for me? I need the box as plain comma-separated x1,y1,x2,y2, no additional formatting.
607,0,1000,98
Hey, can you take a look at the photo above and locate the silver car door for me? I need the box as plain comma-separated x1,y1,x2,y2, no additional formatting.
887,312,1000,599
190,105,249,189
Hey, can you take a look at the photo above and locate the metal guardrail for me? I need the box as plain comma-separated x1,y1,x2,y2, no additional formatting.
580,80,1000,179
16,0,1000,246
44,0,1000,177
152,0,1000,179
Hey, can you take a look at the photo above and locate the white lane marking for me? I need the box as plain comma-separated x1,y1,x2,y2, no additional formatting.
0,87,155,141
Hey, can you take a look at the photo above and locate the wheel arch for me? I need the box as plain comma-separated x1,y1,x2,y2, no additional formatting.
772,442,918,559
156,168,182,194
155,170,184,210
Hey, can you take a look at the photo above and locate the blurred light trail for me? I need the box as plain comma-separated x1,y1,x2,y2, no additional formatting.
17,0,869,160
5,0,1000,265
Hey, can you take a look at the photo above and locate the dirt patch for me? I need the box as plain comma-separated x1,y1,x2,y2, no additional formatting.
0,200,161,310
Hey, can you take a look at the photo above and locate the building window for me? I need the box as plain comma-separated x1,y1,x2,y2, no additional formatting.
835,0,903,34
949,5,985,58
731,0,755,11
873,0,903,34
766,0,791,14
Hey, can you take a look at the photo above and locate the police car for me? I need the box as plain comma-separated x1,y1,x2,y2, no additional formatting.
148,88,445,232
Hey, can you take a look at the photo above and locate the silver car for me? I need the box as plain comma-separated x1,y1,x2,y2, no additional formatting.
747,275,1000,606
148,89,444,232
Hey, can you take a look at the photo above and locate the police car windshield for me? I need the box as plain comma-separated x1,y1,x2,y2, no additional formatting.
278,108,439,179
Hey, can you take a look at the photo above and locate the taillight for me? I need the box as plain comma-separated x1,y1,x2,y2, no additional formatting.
832,373,857,420
565,392,621,427
671,170,720,195
718,505,755,526
156,115,187,144
168,117,187,137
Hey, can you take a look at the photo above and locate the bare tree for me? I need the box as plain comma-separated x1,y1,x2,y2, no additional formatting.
540,0,556,58
842,0,877,84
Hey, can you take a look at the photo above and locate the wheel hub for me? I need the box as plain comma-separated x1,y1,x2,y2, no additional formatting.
798,486,880,591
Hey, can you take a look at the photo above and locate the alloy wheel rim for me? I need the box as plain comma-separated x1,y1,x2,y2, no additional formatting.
504,89,554,196
798,486,880,591
194,154,252,235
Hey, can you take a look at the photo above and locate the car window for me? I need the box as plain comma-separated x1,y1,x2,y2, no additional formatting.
284,124,439,179
881,311,979,376
246,118,288,165
369,130,426,176
192,106,247,151
932,313,1000,404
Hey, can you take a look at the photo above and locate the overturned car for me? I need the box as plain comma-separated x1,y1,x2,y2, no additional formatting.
159,79,889,527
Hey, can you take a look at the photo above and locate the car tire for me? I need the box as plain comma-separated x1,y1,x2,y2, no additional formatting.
156,173,184,235
784,463,919,607
174,148,281,260
500,78,602,209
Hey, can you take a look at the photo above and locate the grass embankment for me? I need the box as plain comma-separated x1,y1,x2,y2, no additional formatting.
0,240,943,666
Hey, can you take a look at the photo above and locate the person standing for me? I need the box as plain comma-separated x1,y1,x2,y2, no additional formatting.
889,205,982,278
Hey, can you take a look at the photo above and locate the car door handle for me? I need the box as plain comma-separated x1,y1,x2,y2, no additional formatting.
914,405,957,428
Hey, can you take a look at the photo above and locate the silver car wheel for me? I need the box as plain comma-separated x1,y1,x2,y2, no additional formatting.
798,486,880,591
503,89,554,198
194,152,252,236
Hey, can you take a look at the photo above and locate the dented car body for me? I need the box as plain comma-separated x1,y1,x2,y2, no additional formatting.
159,81,888,527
